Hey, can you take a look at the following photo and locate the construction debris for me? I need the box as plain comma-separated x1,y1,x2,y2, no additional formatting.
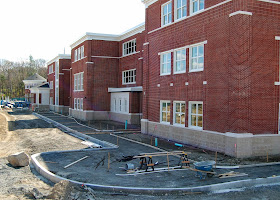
64,156,89,169
218,171,248,179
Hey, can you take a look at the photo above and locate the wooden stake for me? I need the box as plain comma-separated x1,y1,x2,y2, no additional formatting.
167,153,170,171
108,152,110,171
117,136,119,146
64,156,89,169
215,151,217,168
151,136,153,146
267,152,269,163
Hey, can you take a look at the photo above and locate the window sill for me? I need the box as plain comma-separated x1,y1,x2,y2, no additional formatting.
122,51,140,58
189,69,204,73
73,90,84,92
174,16,187,23
122,82,136,85
190,9,205,16
173,123,185,127
72,56,87,64
160,73,171,76
161,22,172,28
174,71,186,75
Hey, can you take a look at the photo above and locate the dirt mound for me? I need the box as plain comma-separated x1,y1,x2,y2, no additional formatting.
48,180,96,200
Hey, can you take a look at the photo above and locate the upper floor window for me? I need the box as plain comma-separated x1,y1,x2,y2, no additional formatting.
74,45,85,62
175,0,187,20
123,39,136,56
189,44,204,72
74,72,84,91
160,52,171,75
190,0,204,14
162,1,172,26
174,49,186,74
49,65,53,74
122,69,136,84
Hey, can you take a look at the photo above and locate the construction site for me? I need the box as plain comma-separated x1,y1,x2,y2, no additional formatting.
1,108,280,200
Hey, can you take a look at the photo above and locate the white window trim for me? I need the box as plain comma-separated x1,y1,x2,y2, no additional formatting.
174,48,187,74
173,101,186,127
189,43,204,73
49,65,54,74
160,100,171,124
122,69,136,85
161,1,172,27
80,98,83,111
123,39,137,56
188,101,203,130
160,52,172,76
74,72,84,92
175,0,187,21
50,81,53,89
190,0,205,15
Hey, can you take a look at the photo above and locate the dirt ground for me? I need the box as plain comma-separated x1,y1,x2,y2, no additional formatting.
1,110,280,200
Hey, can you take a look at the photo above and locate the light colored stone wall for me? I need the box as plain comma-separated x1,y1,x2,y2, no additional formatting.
69,109,109,121
109,112,142,125
53,105,69,115
141,119,280,158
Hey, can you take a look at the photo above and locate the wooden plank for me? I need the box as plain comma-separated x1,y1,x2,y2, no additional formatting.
64,156,89,169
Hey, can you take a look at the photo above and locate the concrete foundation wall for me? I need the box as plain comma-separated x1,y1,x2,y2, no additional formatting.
69,109,109,121
109,112,142,125
53,105,69,115
141,119,280,158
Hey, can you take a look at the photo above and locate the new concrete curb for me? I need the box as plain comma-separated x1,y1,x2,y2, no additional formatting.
31,151,280,195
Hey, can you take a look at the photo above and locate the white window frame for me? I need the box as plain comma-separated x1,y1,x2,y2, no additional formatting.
122,69,136,85
74,98,77,109
188,101,203,129
50,81,53,89
173,101,186,126
74,72,84,91
174,48,186,74
175,0,187,21
49,65,53,74
81,45,84,58
190,0,204,15
80,98,83,110
74,49,77,61
77,98,80,110
189,43,204,72
160,100,171,124
160,52,172,75
123,39,137,56
162,1,172,26
78,48,81,60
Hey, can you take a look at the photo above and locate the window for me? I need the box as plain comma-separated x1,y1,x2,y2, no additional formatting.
160,101,171,123
81,46,84,58
123,39,136,56
190,0,204,14
74,72,84,91
174,102,186,126
50,81,53,89
74,98,77,109
175,0,187,20
122,69,136,84
162,1,172,26
49,65,53,74
174,49,186,73
80,98,83,110
74,49,77,61
189,44,204,72
160,52,171,75
189,101,203,129
78,48,81,60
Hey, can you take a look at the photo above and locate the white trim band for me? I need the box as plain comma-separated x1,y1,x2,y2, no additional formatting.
257,0,280,4
229,11,253,17
108,86,143,93
276,36,280,40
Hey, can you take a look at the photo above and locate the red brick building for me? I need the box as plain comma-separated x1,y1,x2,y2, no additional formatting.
46,54,71,114
45,0,280,157
69,24,145,124
141,0,280,157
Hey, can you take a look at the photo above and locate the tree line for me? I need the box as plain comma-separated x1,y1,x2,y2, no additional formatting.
0,56,47,99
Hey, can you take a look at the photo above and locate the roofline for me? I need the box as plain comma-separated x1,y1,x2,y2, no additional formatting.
141,0,158,8
70,22,145,49
46,54,71,66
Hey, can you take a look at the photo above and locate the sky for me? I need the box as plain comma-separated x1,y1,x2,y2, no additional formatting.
0,0,145,63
